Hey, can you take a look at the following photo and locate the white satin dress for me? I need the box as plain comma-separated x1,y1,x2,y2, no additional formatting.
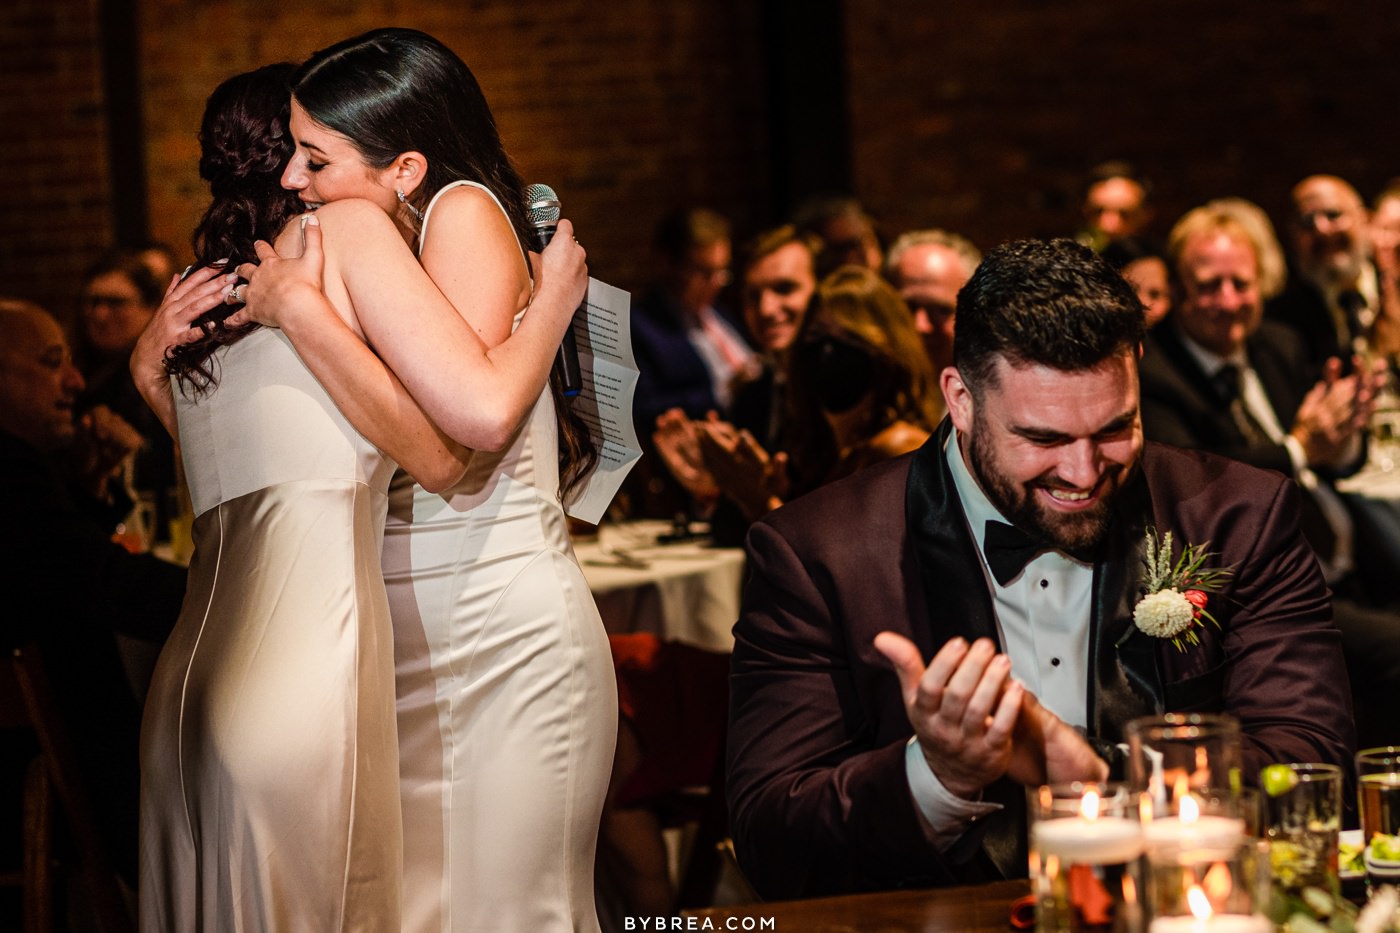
139,328,403,931
386,182,617,933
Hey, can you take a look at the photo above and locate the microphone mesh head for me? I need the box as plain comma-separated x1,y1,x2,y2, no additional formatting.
525,183,561,228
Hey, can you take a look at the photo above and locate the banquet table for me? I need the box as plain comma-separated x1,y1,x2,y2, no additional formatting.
574,519,746,653
685,879,1031,933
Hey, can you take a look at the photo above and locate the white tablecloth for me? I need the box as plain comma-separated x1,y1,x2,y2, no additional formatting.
574,520,745,653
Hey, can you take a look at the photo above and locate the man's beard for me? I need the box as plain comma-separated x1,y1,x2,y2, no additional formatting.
966,417,1133,554
1302,247,1365,292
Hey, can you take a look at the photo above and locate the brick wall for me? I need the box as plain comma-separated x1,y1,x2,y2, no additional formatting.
4,1,1400,324
1,0,111,325
846,0,1400,253
136,0,770,297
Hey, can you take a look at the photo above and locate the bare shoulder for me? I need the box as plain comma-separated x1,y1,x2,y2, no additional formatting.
268,200,395,249
311,199,401,238
420,184,524,256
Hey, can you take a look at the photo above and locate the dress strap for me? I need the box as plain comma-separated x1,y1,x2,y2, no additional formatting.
418,180,533,283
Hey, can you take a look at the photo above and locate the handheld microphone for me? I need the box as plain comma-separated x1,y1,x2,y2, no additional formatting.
525,183,582,398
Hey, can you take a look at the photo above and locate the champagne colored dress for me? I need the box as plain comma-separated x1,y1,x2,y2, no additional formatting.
387,181,617,932
139,327,403,931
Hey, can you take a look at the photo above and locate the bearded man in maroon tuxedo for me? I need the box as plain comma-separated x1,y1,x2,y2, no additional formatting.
726,238,1354,900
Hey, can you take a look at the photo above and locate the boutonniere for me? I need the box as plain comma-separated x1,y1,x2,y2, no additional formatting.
1133,526,1234,651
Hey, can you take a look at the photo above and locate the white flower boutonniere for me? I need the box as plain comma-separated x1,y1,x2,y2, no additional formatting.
1133,527,1234,651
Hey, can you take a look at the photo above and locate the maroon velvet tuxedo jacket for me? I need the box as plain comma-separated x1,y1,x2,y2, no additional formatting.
726,421,1354,900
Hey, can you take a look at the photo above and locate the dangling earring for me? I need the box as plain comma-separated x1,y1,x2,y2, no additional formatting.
397,188,425,222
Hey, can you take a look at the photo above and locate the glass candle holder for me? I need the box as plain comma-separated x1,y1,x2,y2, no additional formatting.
1145,838,1271,933
1029,782,1147,933
1143,790,1249,863
1126,714,1244,808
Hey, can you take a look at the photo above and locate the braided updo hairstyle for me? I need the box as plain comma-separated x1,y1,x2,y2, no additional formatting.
166,62,304,392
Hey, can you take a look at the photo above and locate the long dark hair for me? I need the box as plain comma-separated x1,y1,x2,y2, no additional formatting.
785,266,942,493
166,62,303,391
293,28,596,499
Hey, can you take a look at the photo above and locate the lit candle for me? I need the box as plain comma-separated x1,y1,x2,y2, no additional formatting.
1145,793,1246,857
1147,884,1270,933
1032,787,1145,864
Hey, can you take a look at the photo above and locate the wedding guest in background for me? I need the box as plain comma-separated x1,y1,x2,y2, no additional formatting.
698,265,941,526
629,207,758,516
134,240,181,288
1205,197,1289,301
1368,180,1400,358
1268,175,1379,366
0,297,184,889
1076,160,1153,252
1101,235,1172,328
884,228,981,373
650,226,819,535
793,193,884,276
727,238,1352,899
631,207,756,429
76,249,178,534
1139,203,1400,747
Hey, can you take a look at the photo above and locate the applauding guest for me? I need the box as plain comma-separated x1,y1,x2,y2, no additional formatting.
1140,202,1400,748
727,239,1352,899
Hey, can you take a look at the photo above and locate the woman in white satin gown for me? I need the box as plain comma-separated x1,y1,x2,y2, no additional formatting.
132,62,589,931
233,29,618,933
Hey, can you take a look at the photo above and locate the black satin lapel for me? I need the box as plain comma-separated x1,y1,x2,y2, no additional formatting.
1088,464,1165,745
906,419,1000,652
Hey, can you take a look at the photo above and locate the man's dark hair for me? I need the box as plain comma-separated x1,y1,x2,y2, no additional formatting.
954,238,1145,394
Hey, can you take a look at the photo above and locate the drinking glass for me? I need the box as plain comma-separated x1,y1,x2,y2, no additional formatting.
1357,746,1400,843
1261,763,1342,892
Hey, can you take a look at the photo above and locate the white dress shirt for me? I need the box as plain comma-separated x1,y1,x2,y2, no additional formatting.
904,428,1095,847
685,305,757,411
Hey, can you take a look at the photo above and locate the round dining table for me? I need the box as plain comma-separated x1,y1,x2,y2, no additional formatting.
573,519,746,653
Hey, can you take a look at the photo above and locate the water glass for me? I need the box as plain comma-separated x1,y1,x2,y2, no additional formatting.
1261,763,1342,892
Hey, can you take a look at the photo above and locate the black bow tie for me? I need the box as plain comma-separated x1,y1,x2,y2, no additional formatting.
983,520,1101,584
982,520,1049,586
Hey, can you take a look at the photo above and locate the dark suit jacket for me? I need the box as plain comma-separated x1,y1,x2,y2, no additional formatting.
1139,320,1362,569
1139,319,1318,475
1265,263,1380,371
727,422,1352,899
631,289,740,432
0,427,186,882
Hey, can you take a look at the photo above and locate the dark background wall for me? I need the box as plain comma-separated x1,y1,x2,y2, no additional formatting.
4,0,1399,324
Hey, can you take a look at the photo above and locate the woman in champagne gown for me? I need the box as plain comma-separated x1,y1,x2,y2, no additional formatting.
384,182,617,933
237,29,619,931
139,322,405,929
133,62,588,931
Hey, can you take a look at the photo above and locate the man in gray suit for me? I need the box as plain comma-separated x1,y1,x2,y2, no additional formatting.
727,238,1353,900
